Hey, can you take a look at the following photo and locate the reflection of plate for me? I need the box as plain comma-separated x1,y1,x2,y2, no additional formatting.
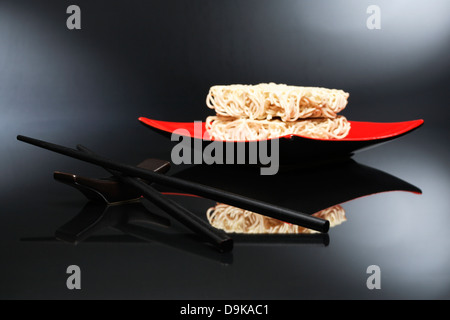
163,159,422,214
54,158,422,225
27,159,422,258
164,160,421,235
139,117,424,161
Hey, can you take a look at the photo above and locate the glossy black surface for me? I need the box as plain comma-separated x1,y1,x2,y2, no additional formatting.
2,124,449,299
1,0,449,300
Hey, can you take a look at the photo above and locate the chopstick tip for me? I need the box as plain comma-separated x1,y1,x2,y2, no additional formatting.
219,238,234,253
322,220,330,233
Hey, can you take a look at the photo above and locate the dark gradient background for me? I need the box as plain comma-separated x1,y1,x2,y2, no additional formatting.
0,0,449,300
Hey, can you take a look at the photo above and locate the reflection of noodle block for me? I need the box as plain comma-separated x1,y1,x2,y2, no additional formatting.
207,203,346,234
206,115,351,141
206,83,349,121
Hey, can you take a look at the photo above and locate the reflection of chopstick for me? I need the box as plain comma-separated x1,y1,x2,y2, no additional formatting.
75,144,233,253
16,135,329,234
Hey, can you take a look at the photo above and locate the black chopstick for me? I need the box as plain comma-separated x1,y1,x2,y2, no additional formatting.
16,135,330,233
76,144,233,252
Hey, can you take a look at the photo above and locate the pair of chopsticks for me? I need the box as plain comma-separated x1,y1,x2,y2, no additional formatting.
17,135,330,252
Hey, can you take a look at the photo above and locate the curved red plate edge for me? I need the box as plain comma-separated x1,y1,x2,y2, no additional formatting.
139,117,424,142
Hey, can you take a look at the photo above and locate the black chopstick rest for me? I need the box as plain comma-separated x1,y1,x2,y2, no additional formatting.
77,144,234,253
16,135,330,233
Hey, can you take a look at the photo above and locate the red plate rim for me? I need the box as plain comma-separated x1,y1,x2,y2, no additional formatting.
139,117,424,142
